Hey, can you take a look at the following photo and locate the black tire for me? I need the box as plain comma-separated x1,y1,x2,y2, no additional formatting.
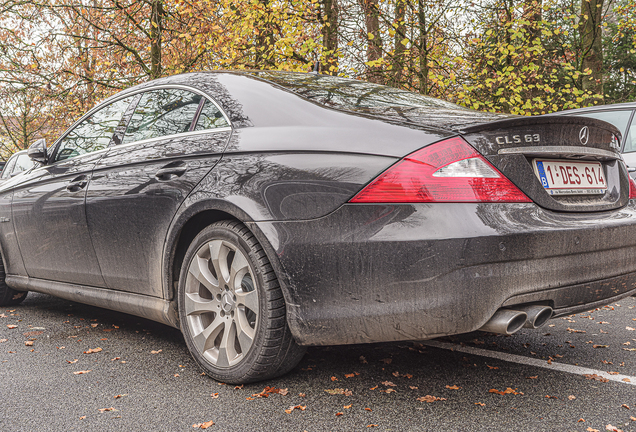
0,259,27,306
178,220,305,384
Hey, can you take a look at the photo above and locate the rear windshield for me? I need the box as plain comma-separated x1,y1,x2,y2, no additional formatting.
249,72,467,112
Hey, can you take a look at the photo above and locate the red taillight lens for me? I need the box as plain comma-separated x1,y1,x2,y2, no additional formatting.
350,136,531,203
629,176,636,200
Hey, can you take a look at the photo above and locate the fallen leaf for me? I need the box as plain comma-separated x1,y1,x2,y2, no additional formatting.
365,408,372,411
489,388,523,395
369,386,378,390
526,376,538,380
151,350,162,354
380,388,396,394
445,385,461,390
98,407,116,413
73,370,91,375
622,404,630,409
584,374,609,383
486,365,499,370
324,388,353,396
91,324,98,328
343,404,352,409
24,341,33,346
381,381,396,387
6,325,17,329
605,425,623,432
627,327,635,331
568,395,576,400
578,418,585,422
284,405,306,414
298,393,306,397
567,328,586,333
234,385,244,390
367,425,378,428
345,373,356,378
630,416,636,421
23,331,43,337
475,402,485,406
409,386,418,390
192,420,214,429
83,347,102,354
113,394,127,399
417,395,446,403
545,395,558,399
335,412,343,417
331,376,338,381
586,427,598,432
593,345,609,349
79,416,86,420
624,378,632,382
0,339,6,343
210,393,219,399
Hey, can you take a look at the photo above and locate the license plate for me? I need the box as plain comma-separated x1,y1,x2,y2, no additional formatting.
533,159,607,195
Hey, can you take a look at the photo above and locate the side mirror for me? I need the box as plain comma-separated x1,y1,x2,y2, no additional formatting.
27,138,48,165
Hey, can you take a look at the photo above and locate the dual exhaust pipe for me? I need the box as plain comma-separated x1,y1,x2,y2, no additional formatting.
479,305,553,335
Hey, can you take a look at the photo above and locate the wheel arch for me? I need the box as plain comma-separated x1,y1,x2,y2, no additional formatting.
162,199,297,330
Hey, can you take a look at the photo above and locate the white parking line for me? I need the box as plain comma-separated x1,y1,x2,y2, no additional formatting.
422,339,636,386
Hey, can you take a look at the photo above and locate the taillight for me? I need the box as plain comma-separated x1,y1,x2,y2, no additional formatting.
629,176,636,200
350,136,531,203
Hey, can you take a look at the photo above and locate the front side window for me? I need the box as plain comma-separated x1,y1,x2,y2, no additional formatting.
55,96,134,162
12,153,34,175
122,89,202,144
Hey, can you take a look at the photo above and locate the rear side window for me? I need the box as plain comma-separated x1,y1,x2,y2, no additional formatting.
624,114,636,153
573,110,633,136
194,99,229,130
123,89,202,144
1,157,16,179
55,96,134,162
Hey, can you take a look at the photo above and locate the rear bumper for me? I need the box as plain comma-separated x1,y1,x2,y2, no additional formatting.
252,202,636,346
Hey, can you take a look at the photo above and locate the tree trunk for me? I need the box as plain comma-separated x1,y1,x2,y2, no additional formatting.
580,0,604,99
361,0,383,83
150,0,163,79
391,0,406,87
522,0,542,45
417,0,429,94
321,0,339,74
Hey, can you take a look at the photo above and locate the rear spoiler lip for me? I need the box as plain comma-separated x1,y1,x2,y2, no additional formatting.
459,114,622,140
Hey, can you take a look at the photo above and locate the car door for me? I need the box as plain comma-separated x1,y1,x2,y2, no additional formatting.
85,87,231,297
12,96,134,287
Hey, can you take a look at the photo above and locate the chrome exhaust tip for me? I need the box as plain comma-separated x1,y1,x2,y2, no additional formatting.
479,309,527,335
517,305,553,329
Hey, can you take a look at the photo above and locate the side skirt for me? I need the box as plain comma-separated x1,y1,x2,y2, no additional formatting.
6,275,180,329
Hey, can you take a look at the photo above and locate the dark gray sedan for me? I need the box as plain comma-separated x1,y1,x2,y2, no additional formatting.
1,71,636,384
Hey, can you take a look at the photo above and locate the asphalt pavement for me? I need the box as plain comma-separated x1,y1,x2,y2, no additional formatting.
2,292,636,431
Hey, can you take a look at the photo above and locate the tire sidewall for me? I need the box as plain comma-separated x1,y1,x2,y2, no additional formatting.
177,223,270,382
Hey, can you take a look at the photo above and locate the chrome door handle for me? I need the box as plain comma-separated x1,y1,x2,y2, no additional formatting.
155,162,187,181
66,175,88,192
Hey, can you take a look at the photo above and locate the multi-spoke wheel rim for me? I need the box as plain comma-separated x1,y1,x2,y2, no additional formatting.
184,239,259,368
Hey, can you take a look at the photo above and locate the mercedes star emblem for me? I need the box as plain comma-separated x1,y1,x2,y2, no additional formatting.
579,126,589,145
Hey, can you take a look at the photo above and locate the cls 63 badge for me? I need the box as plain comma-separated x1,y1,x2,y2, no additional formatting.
495,134,540,145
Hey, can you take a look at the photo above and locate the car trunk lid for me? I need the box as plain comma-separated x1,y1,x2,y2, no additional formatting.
459,115,626,212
